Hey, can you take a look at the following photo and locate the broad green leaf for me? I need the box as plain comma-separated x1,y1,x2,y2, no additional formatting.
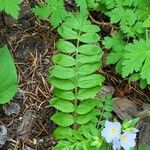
76,109,100,124
50,65,75,79
53,127,73,140
51,112,74,127
77,54,101,64
79,33,100,43
0,46,18,104
0,0,20,19
49,98,75,112
78,74,104,88
54,88,75,100
79,62,100,75
56,40,76,54
48,76,75,90
53,54,75,67
78,44,101,56
77,86,100,100
58,25,78,39
76,98,99,114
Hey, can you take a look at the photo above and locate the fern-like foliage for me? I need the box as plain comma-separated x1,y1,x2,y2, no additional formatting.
122,39,150,84
0,0,21,19
103,32,125,74
32,0,90,28
96,0,150,88
32,0,68,28
48,12,105,149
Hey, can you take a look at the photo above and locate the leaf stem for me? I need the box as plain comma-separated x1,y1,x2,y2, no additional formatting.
73,27,82,129
146,29,149,41
97,108,104,129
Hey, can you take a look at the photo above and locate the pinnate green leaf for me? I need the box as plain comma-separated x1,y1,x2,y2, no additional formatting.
51,112,74,127
77,87,100,101
78,44,101,56
76,99,99,114
50,65,75,79
76,109,100,124
48,76,75,90
49,98,75,112
79,62,100,75
56,40,76,54
81,24,100,33
53,127,73,140
78,74,104,88
77,54,101,64
58,25,78,39
79,33,100,43
53,54,75,67
54,88,75,100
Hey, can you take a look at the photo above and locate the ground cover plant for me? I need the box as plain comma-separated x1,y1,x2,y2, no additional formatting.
0,46,18,104
0,0,20,104
0,0,150,149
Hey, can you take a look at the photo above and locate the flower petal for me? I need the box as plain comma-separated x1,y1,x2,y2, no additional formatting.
113,138,121,150
120,132,137,150
101,121,121,143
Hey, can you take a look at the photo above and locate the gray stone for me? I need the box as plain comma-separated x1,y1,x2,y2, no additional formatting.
14,89,25,99
24,146,34,150
99,85,115,96
0,125,8,147
4,102,21,116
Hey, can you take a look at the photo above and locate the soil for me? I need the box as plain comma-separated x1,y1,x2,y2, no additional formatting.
0,1,150,150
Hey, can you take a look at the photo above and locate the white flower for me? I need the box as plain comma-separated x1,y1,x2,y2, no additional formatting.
101,120,121,143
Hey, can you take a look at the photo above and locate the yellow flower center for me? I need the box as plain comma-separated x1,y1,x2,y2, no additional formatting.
110,128,117,135
121,135,127,142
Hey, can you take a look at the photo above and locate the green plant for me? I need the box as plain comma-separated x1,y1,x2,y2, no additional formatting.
32,0,89,28
0,0,21,19
0,46,18,104
48,10,107,149
33,1,145,149
97,95,114,127
90,0,150,88
32,0,68,28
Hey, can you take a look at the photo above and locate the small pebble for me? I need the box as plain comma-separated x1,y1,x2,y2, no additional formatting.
3,102,21,116
24,146,34,150
14,89,25,99
99,85,115,96
0,125,8,147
